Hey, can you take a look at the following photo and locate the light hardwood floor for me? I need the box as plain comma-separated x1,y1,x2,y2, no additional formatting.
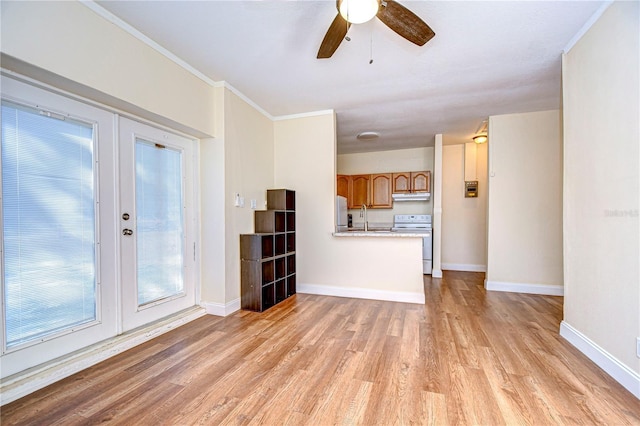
2,271,639,425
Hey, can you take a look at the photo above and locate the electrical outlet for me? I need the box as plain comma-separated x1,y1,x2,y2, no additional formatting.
250,199,257,209
637,337,640,358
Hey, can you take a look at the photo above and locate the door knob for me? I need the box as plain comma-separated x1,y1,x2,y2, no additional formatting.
122,229,133,236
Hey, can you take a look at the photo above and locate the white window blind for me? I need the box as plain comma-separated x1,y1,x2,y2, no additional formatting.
1,101,97,348
135,139,184,306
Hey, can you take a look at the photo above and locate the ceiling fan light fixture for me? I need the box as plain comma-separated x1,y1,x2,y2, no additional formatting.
473,134,488,144
338,0,379,24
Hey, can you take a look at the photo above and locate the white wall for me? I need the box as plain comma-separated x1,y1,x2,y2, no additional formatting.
561,0,639,395
0,1,216,137
199,87,274,308
275,114,425,303
337,147,434,224
486,110,563,293
441,143,488,271
222,89,274,303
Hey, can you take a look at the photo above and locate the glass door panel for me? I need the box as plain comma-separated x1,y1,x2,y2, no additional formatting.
135,140,184,306
1,101,97,348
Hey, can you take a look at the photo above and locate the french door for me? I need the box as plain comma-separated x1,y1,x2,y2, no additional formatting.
118,117,196,332
0,76,197,378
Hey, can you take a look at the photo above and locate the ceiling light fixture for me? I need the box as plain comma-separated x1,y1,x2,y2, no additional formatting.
338,0,379,24
473,119,488,144
472,134,488,144
357,131,380,141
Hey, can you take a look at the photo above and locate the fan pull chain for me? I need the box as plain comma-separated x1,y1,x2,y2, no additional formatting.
369,29,374,64
345,17,351,41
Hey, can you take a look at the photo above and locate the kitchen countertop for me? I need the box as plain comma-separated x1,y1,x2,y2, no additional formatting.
333,229,431,238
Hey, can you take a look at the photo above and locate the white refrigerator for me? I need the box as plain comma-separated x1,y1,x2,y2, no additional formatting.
336,196,348,232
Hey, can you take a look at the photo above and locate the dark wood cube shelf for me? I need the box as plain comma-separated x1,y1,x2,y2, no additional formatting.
240,189,296,312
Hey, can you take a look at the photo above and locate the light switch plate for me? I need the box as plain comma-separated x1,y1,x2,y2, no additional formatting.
636,337,640,358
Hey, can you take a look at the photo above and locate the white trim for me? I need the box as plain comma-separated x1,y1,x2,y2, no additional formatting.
80,1,217,87
219,81,274,120
484,280,564,296
298,283,425,305
441,263,487,272
201,299,241,317
560,321,640,400
431,269,443,278
564,1,613,53
273,109,335,121
0,307,206,406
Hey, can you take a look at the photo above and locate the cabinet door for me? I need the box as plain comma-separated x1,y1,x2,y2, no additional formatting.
411,171,431,193
370,173,393,208
350,174,370,208
392,172,411,193
337,174,350,199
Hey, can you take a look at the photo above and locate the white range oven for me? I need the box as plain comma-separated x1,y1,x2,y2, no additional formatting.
392,214,433,274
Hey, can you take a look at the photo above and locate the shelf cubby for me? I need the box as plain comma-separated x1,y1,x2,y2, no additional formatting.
275,279,287,303
275,234,286,256
287,254,296,275
287,275,296,297
286,212,295,232
275,257,286,280
286,233,295,253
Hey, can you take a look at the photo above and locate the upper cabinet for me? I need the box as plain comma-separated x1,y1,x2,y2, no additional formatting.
392,171,431,193
337,171,428,208
337,174,350,199
410,171,430,193
370,173,392,208
349,174,370,208
391,172,411,193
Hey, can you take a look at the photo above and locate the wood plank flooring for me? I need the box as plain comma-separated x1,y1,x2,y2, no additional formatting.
2,271,639,425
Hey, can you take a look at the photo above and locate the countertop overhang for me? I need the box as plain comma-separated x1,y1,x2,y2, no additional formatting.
333,230,430,238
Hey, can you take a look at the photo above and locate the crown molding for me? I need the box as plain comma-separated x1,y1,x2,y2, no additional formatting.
81,1,331,124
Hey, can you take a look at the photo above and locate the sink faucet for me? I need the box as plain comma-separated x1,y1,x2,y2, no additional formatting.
360,204,368,231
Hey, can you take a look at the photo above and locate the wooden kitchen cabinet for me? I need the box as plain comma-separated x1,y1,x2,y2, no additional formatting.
349,174,370,209
337,173,395,209
392,172,411,193
411,171,431,193
370,173,392,208
392,171,431,193
337,174,350,199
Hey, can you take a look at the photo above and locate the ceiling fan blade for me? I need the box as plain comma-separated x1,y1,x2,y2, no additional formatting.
317,13,351,59
376,0,435,46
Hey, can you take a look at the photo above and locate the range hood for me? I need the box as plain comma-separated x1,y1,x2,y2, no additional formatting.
392,192,430,202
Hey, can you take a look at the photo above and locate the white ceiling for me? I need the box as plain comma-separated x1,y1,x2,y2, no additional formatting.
95,0,604,154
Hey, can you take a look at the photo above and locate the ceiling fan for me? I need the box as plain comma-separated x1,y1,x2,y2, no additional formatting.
317,0,435,59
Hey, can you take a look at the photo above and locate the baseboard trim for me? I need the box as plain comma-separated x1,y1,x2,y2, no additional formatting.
442,263,487,272
201,298,241,317
560,321,640,399
431,268,443,278
484,279,564,296
298,283,425,305
0,307,206,406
